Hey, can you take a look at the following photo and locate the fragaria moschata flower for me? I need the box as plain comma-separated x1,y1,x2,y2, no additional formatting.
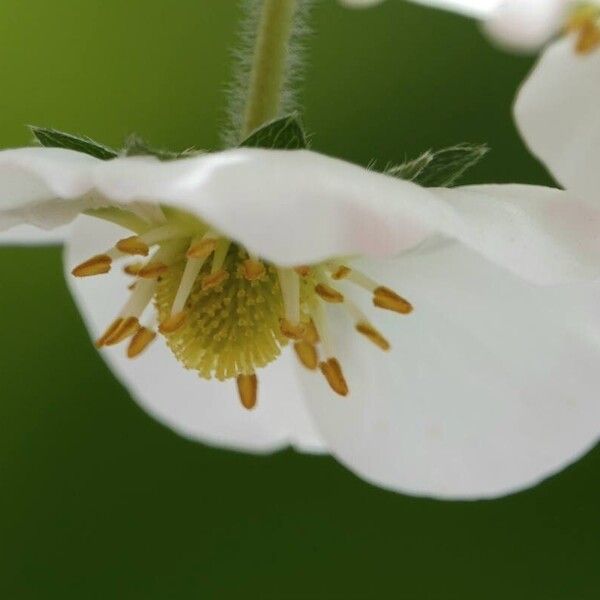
2,146,600,499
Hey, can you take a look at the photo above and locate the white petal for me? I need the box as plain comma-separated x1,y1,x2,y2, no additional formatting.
410,0,504,19
482,0,567,53
64,215,326,454
0,148,100,232
298,243,600,499
436,184,600,284
91,149,439,265
514,37,600,203
0,223,70,245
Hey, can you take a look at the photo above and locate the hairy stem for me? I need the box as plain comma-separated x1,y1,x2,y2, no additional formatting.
241,0,298,137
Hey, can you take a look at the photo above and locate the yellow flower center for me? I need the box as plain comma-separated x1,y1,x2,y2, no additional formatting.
73,210,413,410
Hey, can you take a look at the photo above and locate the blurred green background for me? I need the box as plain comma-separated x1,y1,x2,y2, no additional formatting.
1,1,598,598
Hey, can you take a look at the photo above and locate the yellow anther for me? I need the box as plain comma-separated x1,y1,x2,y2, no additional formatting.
319,358,349,397
331,265,351,280
280,318,306,340
187,238,217,259
123,262,144,276
242,259,266,281
202,269,229,290
95,318,123,348
138,262,169,279
72,254,112,277
576,20,600,54
159,311,188,334
104,317,140,346
294,341,318,370
294,265,311,277
356,321,390,351
127,327,157,358
303,320,320,345
116,236,149,256
237,373,258,410
373,286,413,314
315,283,344,304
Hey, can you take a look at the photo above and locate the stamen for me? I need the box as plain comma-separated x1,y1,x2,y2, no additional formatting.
373,286,413,314
116,236,149,256
202,269,229,290
278,268,301,326
330,265,351,280
237,373,258,410
280,319,306,340
243,259,266,281
303,320,320,345
95,318,123,348
139,224,194,246
138,262,169,279
294,341,318,370
104,316,139,346
356,322,390,351
315,283,344,304
123,262,144,276
319,358,349,397
159,311,188,334
127,327,157,358
187,238,217,259
294,266,311,277
576,21,600,54
72,254,112,277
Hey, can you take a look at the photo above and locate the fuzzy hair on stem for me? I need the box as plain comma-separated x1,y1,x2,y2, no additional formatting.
222,0,313,147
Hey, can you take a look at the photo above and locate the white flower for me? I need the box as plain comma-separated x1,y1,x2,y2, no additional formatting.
339,0,575,53
515,25,600,206
2,146,600,500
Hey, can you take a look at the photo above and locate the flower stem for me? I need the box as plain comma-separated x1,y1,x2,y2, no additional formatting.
241,0,298,138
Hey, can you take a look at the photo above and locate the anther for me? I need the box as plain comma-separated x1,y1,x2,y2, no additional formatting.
315,283,344,304
116,236,149,256
356,321,390,351
159,311,188,334
187,238,217,259
138,262,169,279
331,265,351,280
294,266,311,277
123,262,144,276
202,269,229,290
303,320,320,345
237,373,258,410
576,21,600,54
127,327,157,358
373,286,413,314
72,254,112,277
280,318,306,340
95,318,123,348
294,341,318,370
319,358,349,397
104,317,140,346
242,259,266,281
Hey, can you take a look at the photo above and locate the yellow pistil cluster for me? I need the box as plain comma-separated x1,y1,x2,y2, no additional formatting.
72,212,413,410
567,4,600,54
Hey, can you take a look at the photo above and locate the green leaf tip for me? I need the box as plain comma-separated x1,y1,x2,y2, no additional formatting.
387,143,489,188
121,133,202,161
240,114,308,150
30,126,118,160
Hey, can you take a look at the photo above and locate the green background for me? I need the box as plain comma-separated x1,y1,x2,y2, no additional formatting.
1,1,598,598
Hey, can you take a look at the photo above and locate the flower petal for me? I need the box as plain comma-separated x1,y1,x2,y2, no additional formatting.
435,184,600,284
91,149,438,265
0,148,100,232
0,223,70,245
410,0,504,19
514,36,600,202
482,0,567,53
297,243,600,499
64,215,326,454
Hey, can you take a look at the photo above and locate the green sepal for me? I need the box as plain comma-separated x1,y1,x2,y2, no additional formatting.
30,126,118,160
387,143,489,187
121,134,202,161
240,114,308,150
